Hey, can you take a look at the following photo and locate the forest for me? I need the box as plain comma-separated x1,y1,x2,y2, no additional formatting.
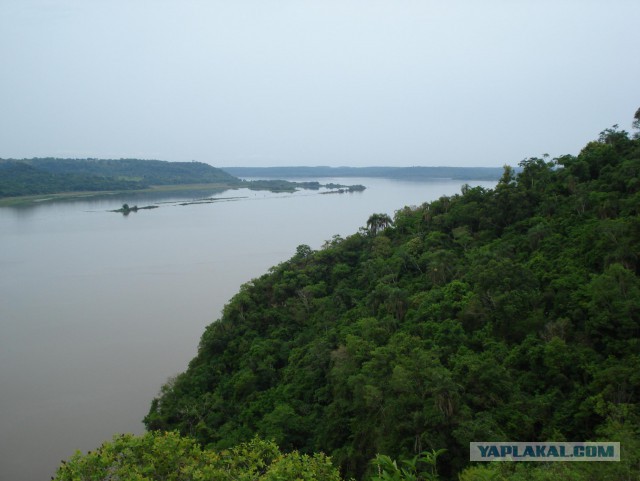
0,161,147,197
54,113,640,480
0,157,240,198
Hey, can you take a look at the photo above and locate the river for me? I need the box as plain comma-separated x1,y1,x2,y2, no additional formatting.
0,177,496,480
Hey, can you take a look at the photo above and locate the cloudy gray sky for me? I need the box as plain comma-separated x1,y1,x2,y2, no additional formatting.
1,0,639,167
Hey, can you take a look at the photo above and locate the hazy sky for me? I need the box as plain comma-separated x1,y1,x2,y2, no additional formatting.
1,1,639,167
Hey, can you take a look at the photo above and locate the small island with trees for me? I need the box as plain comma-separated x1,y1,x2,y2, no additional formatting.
112,203,159,215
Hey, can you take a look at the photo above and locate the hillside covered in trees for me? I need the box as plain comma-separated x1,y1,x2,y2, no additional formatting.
143,119,640,480
0,157,240,198
0,157,369,200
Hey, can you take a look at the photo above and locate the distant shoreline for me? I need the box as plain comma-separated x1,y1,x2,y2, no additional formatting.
0,158,506,206
0,182,240,206
0,180,367,207
222,165,508,181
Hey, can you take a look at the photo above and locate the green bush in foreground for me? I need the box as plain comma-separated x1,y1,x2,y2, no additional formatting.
370,449,446,481
53,432,341,481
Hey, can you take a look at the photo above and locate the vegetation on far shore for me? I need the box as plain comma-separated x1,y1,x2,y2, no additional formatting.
0,157,239,198
223,165,508,181
0,158,367,205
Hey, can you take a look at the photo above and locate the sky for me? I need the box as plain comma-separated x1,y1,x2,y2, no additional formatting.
1,0,639,168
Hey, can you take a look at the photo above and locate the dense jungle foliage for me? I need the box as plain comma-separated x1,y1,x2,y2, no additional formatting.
143,122,640,480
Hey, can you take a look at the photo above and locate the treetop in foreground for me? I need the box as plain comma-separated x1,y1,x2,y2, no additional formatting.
53,432,341,481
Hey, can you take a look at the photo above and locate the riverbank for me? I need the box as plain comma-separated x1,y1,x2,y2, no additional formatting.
0,180,367,207
0,182,248,207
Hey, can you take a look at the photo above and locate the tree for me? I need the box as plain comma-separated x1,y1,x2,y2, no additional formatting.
53,432,342,481
370,450,446,481
367,213,393,236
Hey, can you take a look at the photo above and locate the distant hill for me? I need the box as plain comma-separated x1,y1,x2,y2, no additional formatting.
0,161,146,197
0,158,240,198
222,165,507,180
18,157,239,185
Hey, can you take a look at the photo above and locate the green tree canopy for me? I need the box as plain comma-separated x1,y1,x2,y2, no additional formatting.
144,112,640,480
53,432,341,481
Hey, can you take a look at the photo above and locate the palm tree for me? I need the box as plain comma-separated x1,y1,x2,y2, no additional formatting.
366,213,392,235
